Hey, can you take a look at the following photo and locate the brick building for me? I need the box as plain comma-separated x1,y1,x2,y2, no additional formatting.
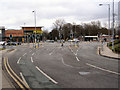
5,26,43,42
5,30,24,42
22,26,43,43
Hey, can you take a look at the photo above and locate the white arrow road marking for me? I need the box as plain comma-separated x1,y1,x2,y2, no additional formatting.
36,66,58,84
17,57,21,64
86,63,120,75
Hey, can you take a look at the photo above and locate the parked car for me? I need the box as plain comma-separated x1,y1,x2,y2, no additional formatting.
7,42,17,46
0,41,6,45
16,42,21,45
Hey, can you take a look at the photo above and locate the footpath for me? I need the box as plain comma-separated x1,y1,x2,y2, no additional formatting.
99,44,120,59
0,49,15,89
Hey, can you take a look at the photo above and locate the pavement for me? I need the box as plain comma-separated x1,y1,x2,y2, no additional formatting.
0,49,15,89
100,44,120,59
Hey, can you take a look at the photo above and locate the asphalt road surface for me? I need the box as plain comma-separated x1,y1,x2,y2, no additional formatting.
3,42,119,89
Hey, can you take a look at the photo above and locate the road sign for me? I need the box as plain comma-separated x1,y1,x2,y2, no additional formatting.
33,30,43,34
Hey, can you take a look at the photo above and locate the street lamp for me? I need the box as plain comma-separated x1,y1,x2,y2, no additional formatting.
112,0,115,51
32,10,37,48
99,3,110,42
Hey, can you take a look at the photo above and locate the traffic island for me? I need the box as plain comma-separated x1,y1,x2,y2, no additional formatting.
98,44,120,60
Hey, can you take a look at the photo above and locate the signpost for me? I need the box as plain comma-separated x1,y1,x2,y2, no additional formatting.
33,30,43,34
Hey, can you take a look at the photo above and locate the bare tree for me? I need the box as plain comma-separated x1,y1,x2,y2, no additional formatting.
53,19,66,40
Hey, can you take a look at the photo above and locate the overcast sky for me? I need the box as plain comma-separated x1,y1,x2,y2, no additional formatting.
0,0,119,31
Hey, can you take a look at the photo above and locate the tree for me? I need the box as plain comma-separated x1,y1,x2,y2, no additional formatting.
62,23,72,40
53,19,66,40
51,29,59,40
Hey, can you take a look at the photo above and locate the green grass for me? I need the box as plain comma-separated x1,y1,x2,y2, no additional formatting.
107,39,120,53
0,48,5,50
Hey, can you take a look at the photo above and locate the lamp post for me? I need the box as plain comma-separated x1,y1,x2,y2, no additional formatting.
32,10,37,48
99,3,110,42
112,0,115,51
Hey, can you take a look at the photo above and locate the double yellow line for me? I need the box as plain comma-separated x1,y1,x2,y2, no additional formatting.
4,57,31,90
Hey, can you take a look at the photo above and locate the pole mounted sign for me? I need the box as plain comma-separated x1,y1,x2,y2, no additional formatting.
33,30,43,34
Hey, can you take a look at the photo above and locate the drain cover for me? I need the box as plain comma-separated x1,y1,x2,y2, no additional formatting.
79,72,90,75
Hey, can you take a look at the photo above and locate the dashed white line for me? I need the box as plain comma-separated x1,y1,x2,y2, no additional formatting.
17,57,21,64
32,53,35,56
49,48,56,55
20,72,30,88
31,57,33,63
86,63,120,75
23,53,27,56
36,66,58,84
76,57,80,61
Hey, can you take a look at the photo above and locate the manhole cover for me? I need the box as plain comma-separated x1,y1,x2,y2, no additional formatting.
79,72,90,75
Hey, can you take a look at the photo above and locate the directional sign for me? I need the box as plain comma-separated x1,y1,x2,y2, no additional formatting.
33,30,43,34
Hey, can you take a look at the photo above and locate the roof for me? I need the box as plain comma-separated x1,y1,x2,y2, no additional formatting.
21,26,43,28
85,36,98,38
0,26,5,29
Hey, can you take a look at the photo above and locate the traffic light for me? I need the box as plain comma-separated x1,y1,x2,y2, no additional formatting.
32,34,35,38
10,34,12,39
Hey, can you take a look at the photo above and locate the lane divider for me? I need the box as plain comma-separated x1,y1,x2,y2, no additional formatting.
20,72,30,88
23,53,27,56
17,57,21,64
32,53,34,56
36,66,58,84
4,57,30,89
86,63,120,75
31,57,33,63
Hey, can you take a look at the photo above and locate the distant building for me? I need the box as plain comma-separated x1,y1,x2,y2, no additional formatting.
4,26,43,42
5,30,24,42
21,26,43,42
0,26,5,41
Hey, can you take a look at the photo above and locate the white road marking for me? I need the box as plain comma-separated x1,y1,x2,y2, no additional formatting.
86,63,120,75
49,48,56,55
20,72,30,88
17,57,21,64
32,53,35,56
36,66,58,84
23,53,27,56
31,57,33,63
61,58,73,68
76,57,80,61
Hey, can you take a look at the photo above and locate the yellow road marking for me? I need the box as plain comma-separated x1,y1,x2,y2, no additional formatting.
4,58,25,89
6,57,30,89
